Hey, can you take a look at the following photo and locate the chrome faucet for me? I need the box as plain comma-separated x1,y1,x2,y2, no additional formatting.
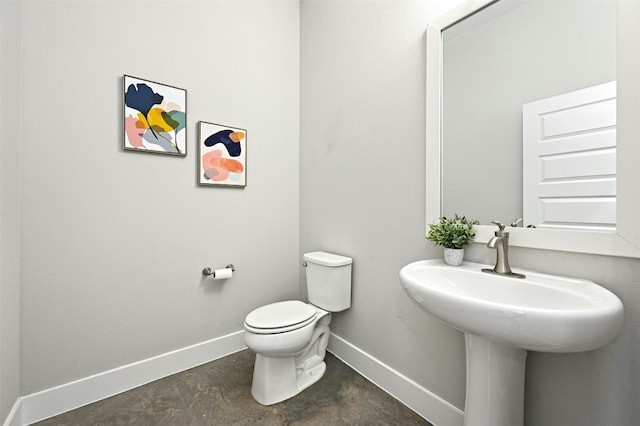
481,221,526,279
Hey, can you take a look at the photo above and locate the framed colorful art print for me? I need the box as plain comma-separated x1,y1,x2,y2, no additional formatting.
198,121,247,187
123,75,187,156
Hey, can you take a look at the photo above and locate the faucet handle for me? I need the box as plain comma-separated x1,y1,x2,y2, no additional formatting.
491,221,506,231
510,218,523,227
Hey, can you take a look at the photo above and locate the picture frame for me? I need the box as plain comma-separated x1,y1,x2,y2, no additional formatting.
198,121,247,187
123,75,187,156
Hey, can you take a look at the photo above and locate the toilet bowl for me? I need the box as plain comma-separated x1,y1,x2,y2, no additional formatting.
244,300,331,405
243,251,352,405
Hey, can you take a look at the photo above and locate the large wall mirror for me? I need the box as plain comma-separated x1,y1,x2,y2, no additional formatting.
426,0,640,257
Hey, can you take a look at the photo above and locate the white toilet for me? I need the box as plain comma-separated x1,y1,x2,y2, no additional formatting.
243,251,352,405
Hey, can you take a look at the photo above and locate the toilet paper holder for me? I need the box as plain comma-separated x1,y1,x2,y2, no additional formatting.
202,264,235,277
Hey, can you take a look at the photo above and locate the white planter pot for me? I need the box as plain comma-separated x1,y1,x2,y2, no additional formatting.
444,248,464,266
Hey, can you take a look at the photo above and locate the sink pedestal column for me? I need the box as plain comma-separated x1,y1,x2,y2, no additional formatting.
464,334,527,426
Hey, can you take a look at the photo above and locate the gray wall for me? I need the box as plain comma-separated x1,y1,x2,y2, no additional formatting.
300,0,468,409
0,1,22,420
301,1,640,425
17,0,300,394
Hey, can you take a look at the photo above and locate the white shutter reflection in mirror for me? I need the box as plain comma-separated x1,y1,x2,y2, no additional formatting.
523,81,616,231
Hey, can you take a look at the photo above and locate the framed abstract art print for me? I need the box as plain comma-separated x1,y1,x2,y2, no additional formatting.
198,121,247,187
123,75,187,156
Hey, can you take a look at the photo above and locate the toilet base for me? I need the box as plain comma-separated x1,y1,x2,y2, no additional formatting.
250,353,326,405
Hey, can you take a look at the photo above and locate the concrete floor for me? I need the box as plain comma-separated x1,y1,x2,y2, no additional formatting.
34,350,433,425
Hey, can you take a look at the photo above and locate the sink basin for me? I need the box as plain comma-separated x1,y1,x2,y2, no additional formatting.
400,259,624,426
400,259,623,352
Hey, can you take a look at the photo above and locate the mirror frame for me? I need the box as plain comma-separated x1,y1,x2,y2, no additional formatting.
426,0,640,258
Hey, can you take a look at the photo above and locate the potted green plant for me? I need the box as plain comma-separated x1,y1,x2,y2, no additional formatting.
427,215,480,265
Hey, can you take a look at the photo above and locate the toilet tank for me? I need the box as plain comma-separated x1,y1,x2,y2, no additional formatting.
303,251,352,312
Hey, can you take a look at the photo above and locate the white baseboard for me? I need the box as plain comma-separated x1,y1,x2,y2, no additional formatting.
3,399,22,426
327,333,464,426
12,331,246,426
4,330,463,426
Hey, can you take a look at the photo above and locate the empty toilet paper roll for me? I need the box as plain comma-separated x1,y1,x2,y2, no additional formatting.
212,267,233,280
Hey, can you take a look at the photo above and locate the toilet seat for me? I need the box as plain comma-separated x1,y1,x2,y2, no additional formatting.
244,300,318,334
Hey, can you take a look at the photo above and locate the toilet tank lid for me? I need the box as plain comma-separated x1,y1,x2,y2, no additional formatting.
303,251,352,267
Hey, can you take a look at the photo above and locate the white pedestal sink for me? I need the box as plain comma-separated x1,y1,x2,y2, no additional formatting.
399,259,623,426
